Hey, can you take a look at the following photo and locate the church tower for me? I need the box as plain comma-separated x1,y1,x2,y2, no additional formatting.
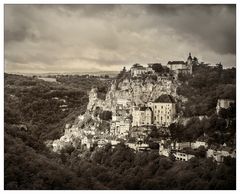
187,52,193,74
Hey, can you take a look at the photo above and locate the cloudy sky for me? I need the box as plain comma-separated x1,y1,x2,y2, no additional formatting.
5,4,236,73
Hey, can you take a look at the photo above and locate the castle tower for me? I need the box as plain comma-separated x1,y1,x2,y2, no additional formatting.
187,52,193,74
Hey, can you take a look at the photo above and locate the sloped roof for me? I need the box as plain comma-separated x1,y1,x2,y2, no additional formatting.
135,66,146,70
131,64,145,69
167,61,186,65
154,94,175,103
140,107,152,111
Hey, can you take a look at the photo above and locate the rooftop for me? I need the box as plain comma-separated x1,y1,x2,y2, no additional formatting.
140,107,152,111
131,64,146,69
154,94,175,103
167,61,186,65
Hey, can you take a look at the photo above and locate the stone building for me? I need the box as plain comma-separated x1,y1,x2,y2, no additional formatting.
132,107,153,126
117,98,131,107
126,142,150,152
167,53,193,75
167,61,186,71
173,151,195,161
207,146,236,163
159,139,171,157
118,119,131,136
130,64,154,77
192,140,208,149
171,140,208,150
216,98,235,114
81,136,94,149
148,94,176,127
111,114,131,137
132,94,176,127
171,141,191,150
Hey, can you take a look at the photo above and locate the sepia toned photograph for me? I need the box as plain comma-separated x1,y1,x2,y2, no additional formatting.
4,4,236,190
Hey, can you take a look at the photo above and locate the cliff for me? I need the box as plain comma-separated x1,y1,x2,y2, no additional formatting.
87,76,179,112
49,73,182,152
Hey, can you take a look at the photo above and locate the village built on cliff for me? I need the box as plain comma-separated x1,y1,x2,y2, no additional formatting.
48,53,235,164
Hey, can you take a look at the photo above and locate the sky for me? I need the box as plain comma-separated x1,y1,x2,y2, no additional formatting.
4,4,236,73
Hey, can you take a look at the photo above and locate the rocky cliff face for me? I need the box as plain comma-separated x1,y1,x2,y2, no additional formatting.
48,111,103,153
49,74,181,152
87,76,179,112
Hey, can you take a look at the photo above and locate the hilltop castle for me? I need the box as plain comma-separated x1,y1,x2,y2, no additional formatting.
167,53,193,74
130,53,194,78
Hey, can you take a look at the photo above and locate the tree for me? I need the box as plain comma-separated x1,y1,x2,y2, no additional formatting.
148,142,159,150
195,146,206,158
169,123,184,141
151,63,163,73
218,108,229,119
117,67,127,79
149,126,160,138
178,73,191,82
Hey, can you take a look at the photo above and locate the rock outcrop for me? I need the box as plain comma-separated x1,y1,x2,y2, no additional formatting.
49,73,183,152
87,76,179,112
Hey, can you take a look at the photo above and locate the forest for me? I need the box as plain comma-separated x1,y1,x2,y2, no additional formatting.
4,65,236,190
177,64,235,117
173,64,236,146
5,130,236,189
4,74,110,140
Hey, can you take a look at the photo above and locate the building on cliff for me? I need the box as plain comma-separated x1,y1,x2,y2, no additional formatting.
132,107,153,126
216,98,235,114
130,63,154,77
173,151,195,161
159,139,171,157
167,53,193,75
207,145,236,163
132,94,176,127
149,94,176,127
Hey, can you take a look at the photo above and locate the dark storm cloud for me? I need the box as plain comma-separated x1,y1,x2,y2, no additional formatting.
4,4,236,73
145,4,236,55
4,5,38,44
